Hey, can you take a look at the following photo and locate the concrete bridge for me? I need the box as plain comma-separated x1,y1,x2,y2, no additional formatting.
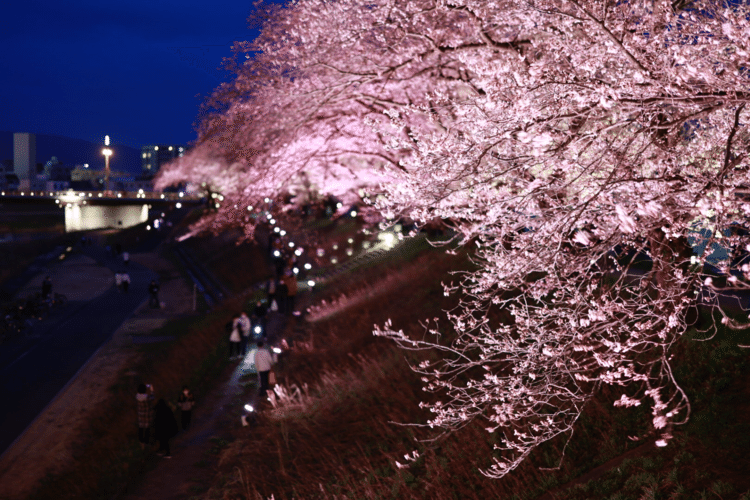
0,189,203,232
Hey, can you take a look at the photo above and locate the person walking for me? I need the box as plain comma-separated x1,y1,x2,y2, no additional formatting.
253,300,268,335
254,340,275,401
228,314,242,359
121,272,130,293
266,278,278,313
237,311,252,356
115,273,123,292
277,278,289,315
122,251,130,267
148,280,160,308
41,276,52,300
282,270,298,316
153,399,178,458
177,386,195,431
136,383,154,451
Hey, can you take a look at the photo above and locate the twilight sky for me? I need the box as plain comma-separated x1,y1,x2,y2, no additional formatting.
1,0,275,149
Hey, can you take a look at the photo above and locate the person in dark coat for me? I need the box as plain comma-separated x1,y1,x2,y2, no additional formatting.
153,399,178,458
253,300,268,334
41,276,52,300
148,280,160,308
136,383,154,450
177,386,195,431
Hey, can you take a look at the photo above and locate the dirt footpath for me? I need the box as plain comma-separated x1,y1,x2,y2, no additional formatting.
0,252,194,500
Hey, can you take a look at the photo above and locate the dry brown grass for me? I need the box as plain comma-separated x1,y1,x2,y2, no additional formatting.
19,220,750,499
182,229,272,295
197,241,750,500
200,248,584,499
24,299,244,500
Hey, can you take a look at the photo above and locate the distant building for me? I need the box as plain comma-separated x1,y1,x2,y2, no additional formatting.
14,132,39,190
43,156,75,181
70,164,99,182
44,180,71,191
119,178,154,192
2,173,19,191
141,144,185,177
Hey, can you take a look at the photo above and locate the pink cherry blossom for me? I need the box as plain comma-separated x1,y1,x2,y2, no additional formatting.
157,0,750,478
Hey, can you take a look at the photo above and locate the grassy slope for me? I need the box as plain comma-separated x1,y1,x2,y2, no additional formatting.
22,210,258,500
203,247,750,499
17,210,750,499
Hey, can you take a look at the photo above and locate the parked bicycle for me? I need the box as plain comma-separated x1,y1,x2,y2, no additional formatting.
1,306,31,343
31,292,69,320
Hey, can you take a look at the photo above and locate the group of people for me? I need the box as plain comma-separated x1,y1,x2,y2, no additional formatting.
136,383,195,458
114,272,131,292
112,275,160,306
228,300,270,359
227,300,278,401
266,273,298,316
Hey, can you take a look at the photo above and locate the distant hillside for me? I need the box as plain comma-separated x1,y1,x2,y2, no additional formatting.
0,131,142,176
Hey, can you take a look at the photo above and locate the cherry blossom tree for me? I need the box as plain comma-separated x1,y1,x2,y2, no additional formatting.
157,0,750,478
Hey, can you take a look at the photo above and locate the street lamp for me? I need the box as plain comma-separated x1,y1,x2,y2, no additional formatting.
102,135,113,194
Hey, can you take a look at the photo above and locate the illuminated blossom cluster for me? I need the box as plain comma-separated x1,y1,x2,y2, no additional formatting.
158,0,750,478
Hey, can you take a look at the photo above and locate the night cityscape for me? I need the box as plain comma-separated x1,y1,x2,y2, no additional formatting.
1,1,750,499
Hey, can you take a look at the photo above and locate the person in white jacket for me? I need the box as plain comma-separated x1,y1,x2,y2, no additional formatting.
254,340,275,400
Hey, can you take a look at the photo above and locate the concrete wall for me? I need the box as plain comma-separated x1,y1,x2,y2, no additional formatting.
64,203,148,232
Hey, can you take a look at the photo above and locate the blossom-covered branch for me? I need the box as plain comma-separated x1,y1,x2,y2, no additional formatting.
157,0,750,478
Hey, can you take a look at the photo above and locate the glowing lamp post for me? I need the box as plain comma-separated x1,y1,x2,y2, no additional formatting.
102,135,113,194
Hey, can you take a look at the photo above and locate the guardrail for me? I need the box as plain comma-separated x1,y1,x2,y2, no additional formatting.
0,190,202,202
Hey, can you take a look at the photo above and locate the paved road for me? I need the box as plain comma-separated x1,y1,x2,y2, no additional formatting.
0,248,156,456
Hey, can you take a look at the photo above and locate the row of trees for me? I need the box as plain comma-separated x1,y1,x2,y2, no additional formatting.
157,0,750,478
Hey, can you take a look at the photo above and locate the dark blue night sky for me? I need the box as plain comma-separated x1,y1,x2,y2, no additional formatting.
1,1,270,150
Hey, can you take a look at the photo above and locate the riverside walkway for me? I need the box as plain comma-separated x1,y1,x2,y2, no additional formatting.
0,244,157,456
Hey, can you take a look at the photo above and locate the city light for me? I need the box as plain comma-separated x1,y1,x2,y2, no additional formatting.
304,263,312,270
307,280,316,287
